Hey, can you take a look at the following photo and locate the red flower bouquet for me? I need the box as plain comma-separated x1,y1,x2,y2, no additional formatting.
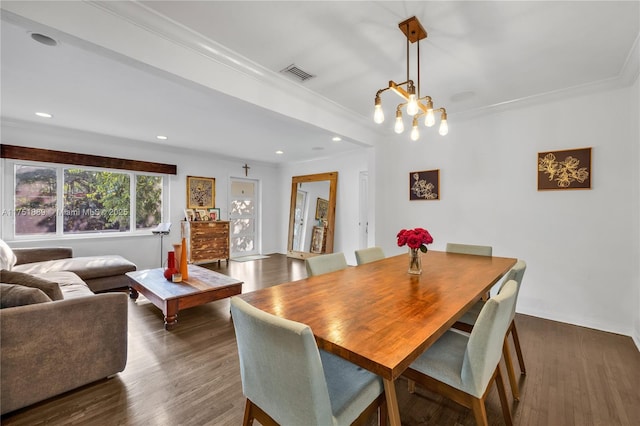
397,228,433,252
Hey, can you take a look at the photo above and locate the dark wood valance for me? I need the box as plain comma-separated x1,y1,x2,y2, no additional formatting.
0,144,177,175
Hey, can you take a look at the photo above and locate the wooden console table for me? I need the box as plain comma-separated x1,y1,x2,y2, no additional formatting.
186,220,230,264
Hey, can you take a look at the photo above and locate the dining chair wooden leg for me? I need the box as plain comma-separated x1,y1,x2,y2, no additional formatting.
510,321,526,375
407,379,416,393
242,400,253,426
379,397,388,426
470,397,489,426
502,338,520,401
352,393,387,426
243,399,278,426
495,366,513,426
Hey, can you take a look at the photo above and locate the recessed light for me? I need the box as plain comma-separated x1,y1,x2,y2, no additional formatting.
275,150,284,155
156,135,168,140
332,136,342,142
35,112,53,118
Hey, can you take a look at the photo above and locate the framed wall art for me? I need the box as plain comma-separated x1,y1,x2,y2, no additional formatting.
538,147,591,190
409,170,440,200
315,197,329,220
187,176,215,208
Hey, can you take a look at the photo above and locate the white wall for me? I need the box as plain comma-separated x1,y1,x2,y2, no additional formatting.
279,149,370,265
0,120,281,270
375,84,639,338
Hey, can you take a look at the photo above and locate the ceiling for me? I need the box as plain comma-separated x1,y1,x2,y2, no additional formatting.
1,1,638,164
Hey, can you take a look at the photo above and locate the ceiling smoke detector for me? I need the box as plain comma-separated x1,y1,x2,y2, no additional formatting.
279,64,315,82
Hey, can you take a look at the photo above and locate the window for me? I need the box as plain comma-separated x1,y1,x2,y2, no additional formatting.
11,162,165,237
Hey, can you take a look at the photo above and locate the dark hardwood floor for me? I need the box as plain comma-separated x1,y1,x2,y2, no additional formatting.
2,254,639,425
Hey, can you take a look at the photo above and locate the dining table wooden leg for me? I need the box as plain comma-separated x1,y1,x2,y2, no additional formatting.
383,378,401,426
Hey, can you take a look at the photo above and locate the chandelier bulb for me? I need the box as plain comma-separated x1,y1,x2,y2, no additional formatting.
439,119,449,136
406,94,419,116
374,104,384,124
438,110,448,135
410,117,420,141
425,109,435,127
394,110,404,134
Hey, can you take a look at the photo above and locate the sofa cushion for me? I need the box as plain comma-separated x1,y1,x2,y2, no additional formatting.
0,283,52,308
33,271,94,299
12,255,136,280
0,240,17,271
0,270,63,301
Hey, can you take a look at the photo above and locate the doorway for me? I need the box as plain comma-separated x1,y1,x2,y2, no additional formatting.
292,189,308,252
359,171,369,248
229,178,260,257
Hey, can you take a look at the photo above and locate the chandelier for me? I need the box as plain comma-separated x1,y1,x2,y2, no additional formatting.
374,16,448,141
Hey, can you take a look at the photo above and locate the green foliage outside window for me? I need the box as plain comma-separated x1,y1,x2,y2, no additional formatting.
13,164,163,236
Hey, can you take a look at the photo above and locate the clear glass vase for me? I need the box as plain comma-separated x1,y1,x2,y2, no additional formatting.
408,248,422,275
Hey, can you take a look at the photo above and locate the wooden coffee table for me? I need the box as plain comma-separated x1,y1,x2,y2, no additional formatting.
126,264,243,330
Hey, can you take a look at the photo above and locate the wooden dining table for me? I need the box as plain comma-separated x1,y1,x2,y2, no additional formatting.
237,250,517,426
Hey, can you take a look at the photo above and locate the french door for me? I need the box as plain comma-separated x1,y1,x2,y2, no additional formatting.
229,178,260,257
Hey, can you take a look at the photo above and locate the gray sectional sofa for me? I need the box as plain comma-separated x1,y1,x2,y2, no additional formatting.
11,246,137,293
0,240,135,415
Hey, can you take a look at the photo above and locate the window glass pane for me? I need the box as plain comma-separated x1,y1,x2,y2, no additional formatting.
231,218,253,235
136,175,162,229
230,199,254,216
63,169,130,233
230,181,255,197
14,165,57,235
231,218,255,252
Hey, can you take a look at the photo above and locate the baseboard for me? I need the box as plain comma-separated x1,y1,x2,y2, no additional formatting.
517,305,632,338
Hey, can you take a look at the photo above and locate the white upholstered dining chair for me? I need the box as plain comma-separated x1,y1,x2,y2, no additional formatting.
446,242,493,301
230,297,387,426
354,247,385,265
305,252,348,277
453,260,527,401
403,280,519,426
446,242,493,257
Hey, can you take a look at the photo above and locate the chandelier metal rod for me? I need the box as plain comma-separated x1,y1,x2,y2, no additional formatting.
406,28,410,87
417,38,421,98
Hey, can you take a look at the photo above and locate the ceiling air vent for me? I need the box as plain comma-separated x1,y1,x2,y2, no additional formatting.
280,64,315,82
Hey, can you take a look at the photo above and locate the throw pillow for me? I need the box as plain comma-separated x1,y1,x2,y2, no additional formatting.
0,270,64,301
0,283,52,308
0,239,17,270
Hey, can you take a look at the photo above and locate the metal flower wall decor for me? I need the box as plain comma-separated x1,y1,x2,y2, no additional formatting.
537,147,591,190
410,170,439,200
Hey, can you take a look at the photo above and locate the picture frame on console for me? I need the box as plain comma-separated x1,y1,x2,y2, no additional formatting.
207,208,221,221
197,209,209,221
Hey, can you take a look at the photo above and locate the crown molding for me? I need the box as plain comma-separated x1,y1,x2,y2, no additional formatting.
87,1,382,145
1,1,383,146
